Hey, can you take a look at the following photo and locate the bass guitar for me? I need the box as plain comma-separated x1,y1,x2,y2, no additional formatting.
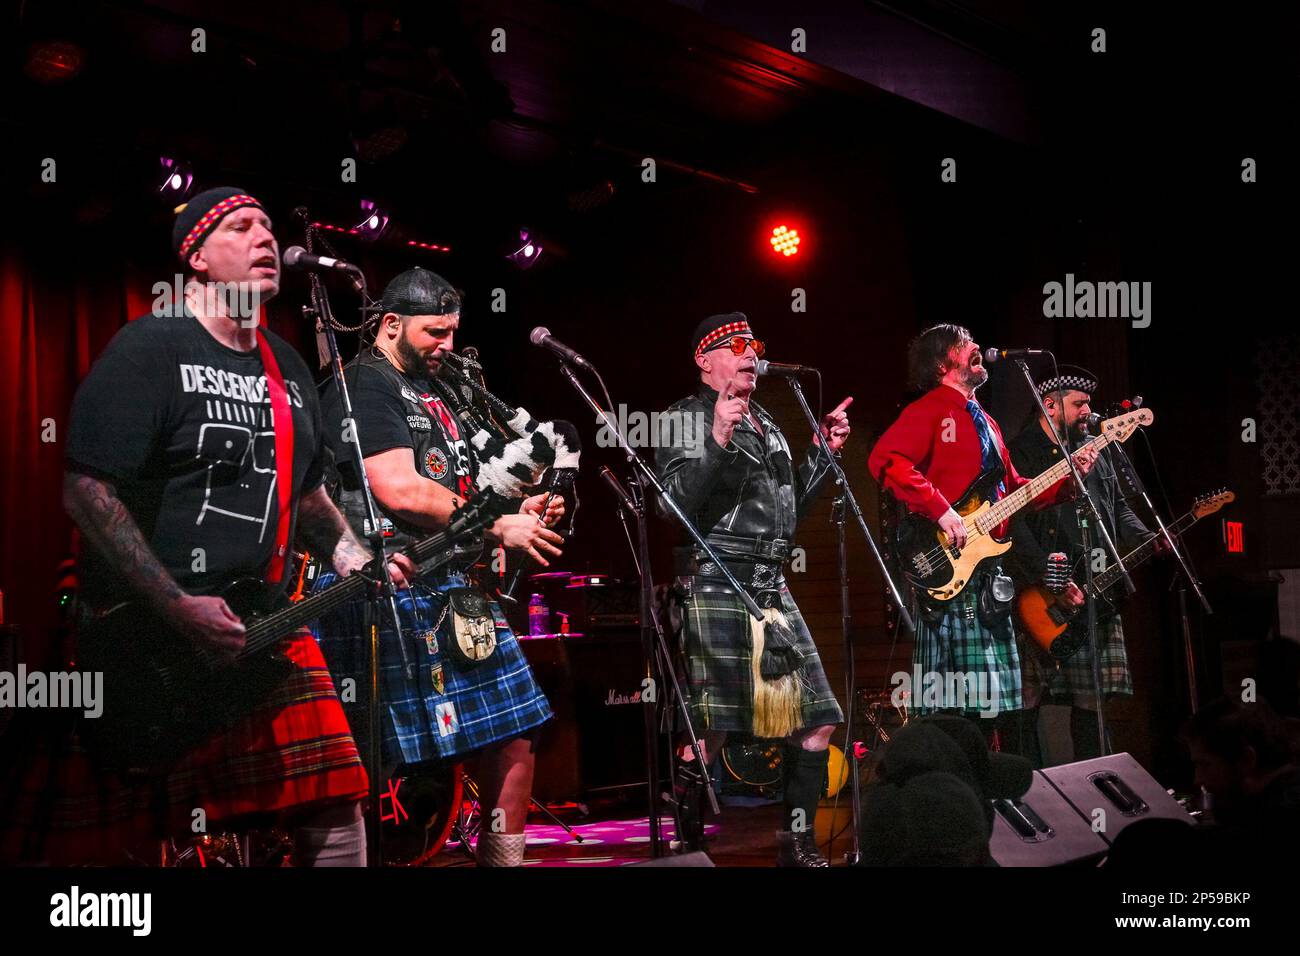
77,492,507,774
896,409,1153,603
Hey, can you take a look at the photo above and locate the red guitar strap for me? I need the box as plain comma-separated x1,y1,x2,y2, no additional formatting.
257,327,294,585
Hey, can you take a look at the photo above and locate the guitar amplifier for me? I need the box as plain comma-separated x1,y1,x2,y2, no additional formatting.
557,575,639,630
520,629,653,799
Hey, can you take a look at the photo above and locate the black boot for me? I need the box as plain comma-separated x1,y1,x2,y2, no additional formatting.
664,757,708,852
778,746,830,866
776,829,829,867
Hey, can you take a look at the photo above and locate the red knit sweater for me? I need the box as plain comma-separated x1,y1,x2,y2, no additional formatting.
868,384,1072,531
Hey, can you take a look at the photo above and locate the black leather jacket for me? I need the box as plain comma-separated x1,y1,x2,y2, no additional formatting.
654,383,833,565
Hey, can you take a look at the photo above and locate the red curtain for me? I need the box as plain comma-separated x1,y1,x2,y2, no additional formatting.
0,243,155,665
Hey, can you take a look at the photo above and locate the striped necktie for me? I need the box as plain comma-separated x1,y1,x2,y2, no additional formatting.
967,400,1006,498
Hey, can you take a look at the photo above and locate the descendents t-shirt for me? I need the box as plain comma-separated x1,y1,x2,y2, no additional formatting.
66,313,327,608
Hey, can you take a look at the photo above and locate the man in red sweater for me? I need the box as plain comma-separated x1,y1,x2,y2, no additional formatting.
868,325,1096,737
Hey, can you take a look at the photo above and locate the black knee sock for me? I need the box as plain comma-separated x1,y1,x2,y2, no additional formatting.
1070,707,1101,761
781,747,829,834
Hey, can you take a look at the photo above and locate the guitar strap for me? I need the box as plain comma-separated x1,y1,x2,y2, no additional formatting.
257,328,295,585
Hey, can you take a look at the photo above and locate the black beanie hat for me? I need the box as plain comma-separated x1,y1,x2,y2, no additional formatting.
172,186,265,262
691,312,753,356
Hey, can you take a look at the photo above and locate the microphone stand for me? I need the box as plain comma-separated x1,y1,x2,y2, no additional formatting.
552,358,763,858
300,217,410,867
782,374,915,865
1014,358,1132,758
1107,440,1212,713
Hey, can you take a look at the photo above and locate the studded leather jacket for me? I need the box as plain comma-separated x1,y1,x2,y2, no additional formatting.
654,383,834,574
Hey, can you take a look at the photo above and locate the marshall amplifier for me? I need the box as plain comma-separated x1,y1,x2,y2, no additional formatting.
520,629,653,799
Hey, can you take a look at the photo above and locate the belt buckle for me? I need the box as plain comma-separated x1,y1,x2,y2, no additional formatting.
771,537,789,559
751,562,778,589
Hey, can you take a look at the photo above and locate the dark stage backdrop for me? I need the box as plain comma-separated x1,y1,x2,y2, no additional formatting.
1,1,1294,791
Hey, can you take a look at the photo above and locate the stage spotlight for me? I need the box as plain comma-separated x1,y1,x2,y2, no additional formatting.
506,228,544,269
24,40,84,84
158,157,194,202
769,224,801,258
353,199,391,241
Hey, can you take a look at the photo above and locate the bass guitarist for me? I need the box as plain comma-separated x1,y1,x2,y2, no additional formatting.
867,325,1097,740
63,187,416,865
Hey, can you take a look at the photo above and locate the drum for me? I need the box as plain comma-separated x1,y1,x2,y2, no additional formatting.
379,761,464,866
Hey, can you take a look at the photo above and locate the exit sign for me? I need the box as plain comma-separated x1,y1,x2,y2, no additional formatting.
1223,520,1245,554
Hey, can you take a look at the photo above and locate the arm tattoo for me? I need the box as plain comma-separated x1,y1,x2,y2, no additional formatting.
296,486,372,573
63,471,185,610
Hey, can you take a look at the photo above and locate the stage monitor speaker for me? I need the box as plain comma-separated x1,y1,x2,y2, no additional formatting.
989,769,1109,867
1039,752,1193,846
628,851,715,867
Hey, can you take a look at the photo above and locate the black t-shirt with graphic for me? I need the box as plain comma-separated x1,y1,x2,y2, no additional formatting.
66,313,326,607
320,349,477,549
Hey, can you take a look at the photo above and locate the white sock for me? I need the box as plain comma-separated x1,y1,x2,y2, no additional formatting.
294,817,367,867
476,831,527,867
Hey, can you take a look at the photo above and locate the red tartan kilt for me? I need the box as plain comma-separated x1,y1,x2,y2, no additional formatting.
1,631,367,865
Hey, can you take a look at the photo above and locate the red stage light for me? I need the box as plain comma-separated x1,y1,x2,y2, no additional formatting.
25,41,84,84
769,224,801,257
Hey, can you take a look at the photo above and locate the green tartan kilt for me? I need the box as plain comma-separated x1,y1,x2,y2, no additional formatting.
910,576,1023,717
671,579,844,738
1017,614,1134,709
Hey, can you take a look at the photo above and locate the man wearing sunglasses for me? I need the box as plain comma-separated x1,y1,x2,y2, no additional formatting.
655,312,853,866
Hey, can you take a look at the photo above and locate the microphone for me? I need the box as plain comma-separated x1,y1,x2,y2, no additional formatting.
1044,553,1071,595
755,359,816,377
599,466,636,514
282,246,364,279
529,327,592,370
982,347,1046,364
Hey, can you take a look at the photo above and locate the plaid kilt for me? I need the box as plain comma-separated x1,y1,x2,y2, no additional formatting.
311,568,552,767
0,631,367,865
910,574,1022,717
673,578,844,737
1018,615,1133,710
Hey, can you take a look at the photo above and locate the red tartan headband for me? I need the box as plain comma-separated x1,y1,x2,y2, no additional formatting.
173,187,265,261
694,319,753,356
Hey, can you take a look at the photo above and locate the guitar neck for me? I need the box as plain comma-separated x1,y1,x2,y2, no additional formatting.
1090,508,1199,597
977,433,1112,532
240,525,462,658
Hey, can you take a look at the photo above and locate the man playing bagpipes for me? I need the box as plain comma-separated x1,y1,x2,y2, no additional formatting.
311,267,570,867
655,312,853,867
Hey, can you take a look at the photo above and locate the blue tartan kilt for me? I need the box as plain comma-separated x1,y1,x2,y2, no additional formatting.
310,568,552,767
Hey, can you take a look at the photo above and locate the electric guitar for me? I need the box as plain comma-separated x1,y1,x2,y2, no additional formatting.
77,492,507,774
1017,489,1233,659
895,409,1154,603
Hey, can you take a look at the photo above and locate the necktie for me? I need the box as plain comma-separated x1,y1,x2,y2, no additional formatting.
967,400,1006,498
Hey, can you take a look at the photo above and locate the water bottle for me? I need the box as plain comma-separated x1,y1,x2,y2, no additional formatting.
528,592,549,637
